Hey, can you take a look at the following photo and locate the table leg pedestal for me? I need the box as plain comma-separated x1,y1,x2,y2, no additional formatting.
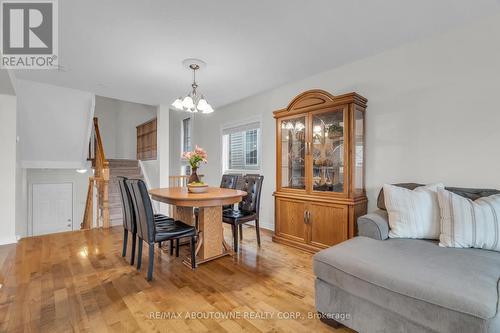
183,206,231,267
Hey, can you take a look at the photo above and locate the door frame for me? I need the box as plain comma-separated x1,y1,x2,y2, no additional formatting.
30,182,75,236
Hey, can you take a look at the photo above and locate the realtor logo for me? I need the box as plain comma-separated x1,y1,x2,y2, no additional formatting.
1,0,58,69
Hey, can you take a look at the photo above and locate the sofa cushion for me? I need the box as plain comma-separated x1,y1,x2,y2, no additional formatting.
383,183,443,239
313,237,500,320
438,189,500,252
377,184,500,211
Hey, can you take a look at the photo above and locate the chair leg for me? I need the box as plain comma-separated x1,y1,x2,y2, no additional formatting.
255,218,261,247
231,225,238,253
130,233,137,265
190,236,196,269
175,238,180,257
122,229,128,257
137,238,143,270
169,239,174,256
147,244,154,281
239,224,243,241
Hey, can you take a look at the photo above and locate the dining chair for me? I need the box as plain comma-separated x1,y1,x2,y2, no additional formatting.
117,176,177,265
193,174,242,229
222,174,264,252
126,179,197,280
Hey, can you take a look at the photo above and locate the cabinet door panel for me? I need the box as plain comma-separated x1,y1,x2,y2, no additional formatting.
309,203,348,247
278,116,307,191
276,198,306,242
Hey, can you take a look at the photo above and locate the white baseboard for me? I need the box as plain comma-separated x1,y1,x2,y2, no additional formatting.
0,236,18,246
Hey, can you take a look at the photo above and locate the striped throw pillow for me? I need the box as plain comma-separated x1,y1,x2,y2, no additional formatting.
437,189,500,251
384,183,444,239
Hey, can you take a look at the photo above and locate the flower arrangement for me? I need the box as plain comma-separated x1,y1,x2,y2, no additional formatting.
182,145,208,184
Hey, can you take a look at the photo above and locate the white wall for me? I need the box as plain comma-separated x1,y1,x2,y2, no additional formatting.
0,70,15,95
0,94,18,244
15,79,94,169
157,105,171,214
176,14,500,231
26,169,91,236
94,96,157,160
169,109,198,176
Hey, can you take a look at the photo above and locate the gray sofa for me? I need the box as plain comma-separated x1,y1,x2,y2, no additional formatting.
313,185,500,333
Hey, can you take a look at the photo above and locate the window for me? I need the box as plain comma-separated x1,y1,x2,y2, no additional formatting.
136,118,157,160
181,117,192,175
223,121,261,172
182,117,192,153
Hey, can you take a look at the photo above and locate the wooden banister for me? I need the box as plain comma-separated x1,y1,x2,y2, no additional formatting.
82,117,110,229
81,177,94,229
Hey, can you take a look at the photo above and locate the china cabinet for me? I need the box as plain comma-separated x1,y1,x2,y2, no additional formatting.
272,90,367,253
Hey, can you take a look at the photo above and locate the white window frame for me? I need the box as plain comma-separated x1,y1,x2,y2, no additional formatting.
221,115,262,174
181,116,193,154
181,116,194,175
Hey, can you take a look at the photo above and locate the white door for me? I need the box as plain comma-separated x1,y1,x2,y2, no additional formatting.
33,183,73,236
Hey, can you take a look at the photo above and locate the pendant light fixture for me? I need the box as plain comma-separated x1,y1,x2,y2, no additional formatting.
171,58,214,114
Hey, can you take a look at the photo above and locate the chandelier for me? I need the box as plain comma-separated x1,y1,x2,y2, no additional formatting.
171,59,214,114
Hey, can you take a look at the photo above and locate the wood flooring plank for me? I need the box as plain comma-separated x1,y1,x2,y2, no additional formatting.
0,225,351,333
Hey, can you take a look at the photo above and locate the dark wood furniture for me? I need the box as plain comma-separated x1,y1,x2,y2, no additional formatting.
273,89,367,253
136,118,157,160
223,174,264,252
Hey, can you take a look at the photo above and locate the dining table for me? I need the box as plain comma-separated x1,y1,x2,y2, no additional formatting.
149,186,247,266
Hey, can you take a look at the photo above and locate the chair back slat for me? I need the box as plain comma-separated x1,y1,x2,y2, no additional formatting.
126,179,155,243
117,176,136,233
238,175,264,214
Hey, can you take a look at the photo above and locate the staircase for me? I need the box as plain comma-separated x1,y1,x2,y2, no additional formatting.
108,159,144,226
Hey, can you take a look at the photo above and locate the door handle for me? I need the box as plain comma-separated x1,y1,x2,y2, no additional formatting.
307,211,311,224
304,210,310,224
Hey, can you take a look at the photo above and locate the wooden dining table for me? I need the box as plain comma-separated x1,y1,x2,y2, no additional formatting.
149,187,247,266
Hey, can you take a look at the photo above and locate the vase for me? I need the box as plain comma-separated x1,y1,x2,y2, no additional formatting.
188,167,200,184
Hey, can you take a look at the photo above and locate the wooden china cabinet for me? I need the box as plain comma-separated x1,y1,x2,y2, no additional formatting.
272,90,368,253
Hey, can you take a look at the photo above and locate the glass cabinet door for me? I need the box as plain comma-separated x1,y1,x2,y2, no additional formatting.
311,108,346,193
352,108,365,194
280,116,306,190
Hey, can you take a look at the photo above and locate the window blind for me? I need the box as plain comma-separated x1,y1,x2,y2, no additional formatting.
222,121,260,136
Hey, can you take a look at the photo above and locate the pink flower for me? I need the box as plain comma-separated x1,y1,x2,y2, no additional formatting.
182,145,208,166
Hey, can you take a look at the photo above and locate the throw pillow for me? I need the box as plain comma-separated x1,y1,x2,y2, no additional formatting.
384,183,444,239
437,189,500,251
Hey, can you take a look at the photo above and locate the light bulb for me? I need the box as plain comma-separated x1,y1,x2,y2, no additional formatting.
171,98,183,110
313,125,322,135
182,96,194,109
202,104,214,114
197,98,209,111
285,122,294,130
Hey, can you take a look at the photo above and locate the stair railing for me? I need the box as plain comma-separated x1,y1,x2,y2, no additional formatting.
81,117,110,229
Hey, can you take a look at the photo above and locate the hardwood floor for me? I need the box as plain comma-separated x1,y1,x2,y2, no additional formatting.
0,225,351,333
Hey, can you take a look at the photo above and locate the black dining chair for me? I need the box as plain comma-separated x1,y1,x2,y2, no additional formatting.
222,174,264,252
193,174,242,229
117,176,177,265
126,179,197,280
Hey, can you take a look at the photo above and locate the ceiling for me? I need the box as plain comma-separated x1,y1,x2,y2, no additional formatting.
13,0,500,107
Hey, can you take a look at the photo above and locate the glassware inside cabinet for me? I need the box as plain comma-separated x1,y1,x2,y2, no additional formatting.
311,109,345,193
280,116,306,189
